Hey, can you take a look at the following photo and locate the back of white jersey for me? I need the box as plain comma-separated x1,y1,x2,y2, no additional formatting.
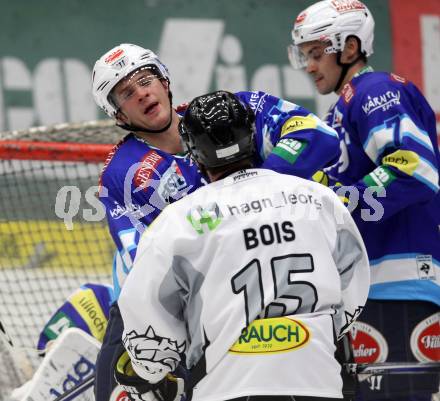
119,169,369,401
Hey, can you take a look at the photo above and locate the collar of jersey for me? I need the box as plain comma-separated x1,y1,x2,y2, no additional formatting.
218,168,272,186
132,133,188,158
354,65,374,78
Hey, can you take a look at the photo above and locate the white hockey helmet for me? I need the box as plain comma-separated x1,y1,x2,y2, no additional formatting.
288,0,374,69
92,43,170,118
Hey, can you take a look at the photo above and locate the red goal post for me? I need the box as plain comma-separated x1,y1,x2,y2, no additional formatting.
0,140,111,162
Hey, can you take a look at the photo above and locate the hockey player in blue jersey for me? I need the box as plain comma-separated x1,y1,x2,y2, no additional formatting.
91,43,340,400
289,1,440,401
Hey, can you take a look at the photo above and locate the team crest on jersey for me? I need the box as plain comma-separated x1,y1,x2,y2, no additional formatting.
350,322,388,364
229,317,310,354
187,202,223,234
124,327,185,373
410,313,440,362
341,82,355,104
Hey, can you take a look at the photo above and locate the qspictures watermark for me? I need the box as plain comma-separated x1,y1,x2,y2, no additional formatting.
54,185,106,230
54,160,194,230
53,179,387,231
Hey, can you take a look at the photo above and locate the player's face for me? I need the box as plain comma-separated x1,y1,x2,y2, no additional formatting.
112,68,171,130
299,41,341,95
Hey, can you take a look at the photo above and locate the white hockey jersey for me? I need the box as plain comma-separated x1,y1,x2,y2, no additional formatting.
119,168,370,401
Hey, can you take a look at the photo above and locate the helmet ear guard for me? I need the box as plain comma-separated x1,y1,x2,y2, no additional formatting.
179,91,255,169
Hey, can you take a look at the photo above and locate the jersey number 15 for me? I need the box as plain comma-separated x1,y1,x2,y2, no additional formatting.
231,253,318,327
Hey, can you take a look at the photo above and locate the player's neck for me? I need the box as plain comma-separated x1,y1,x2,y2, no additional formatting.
336,61,368,95
135,111,183,154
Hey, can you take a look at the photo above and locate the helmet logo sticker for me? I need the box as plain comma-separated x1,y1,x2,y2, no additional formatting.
104,48,125,64
295,12,307,24
330,0,365,13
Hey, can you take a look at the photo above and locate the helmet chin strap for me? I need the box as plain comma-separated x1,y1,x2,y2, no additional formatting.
117,89,174,134
334,52,364,93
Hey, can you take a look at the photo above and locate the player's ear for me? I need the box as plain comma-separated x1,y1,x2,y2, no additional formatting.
341,36,360,64
160,78,170,93
115,110,129,125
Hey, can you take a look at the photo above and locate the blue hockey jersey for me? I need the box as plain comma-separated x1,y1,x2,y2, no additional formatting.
99,91,340,299
323,70,440,306
37,283,113,351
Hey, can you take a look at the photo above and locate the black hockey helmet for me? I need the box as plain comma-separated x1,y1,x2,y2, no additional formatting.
179,90,255,169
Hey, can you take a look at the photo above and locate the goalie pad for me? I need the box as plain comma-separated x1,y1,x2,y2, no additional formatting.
11,327,100,401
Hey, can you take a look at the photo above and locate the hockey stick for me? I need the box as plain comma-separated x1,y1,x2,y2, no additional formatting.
53,374,95,401
0,319,36,401
50,361,440,401
0,320,13,347
346,361,440,376
0,319,35,379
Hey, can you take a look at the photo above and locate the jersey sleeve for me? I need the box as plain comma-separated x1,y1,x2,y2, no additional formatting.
99,165,168,296
327,192,370,338
236,91,340,179
118,209,187,384
37,283,113,351
344,81,439,220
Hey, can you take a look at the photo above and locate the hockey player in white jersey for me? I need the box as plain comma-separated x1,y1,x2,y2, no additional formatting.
116,91,370,401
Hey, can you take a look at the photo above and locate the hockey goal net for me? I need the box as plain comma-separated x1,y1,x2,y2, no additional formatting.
0,120,125,398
